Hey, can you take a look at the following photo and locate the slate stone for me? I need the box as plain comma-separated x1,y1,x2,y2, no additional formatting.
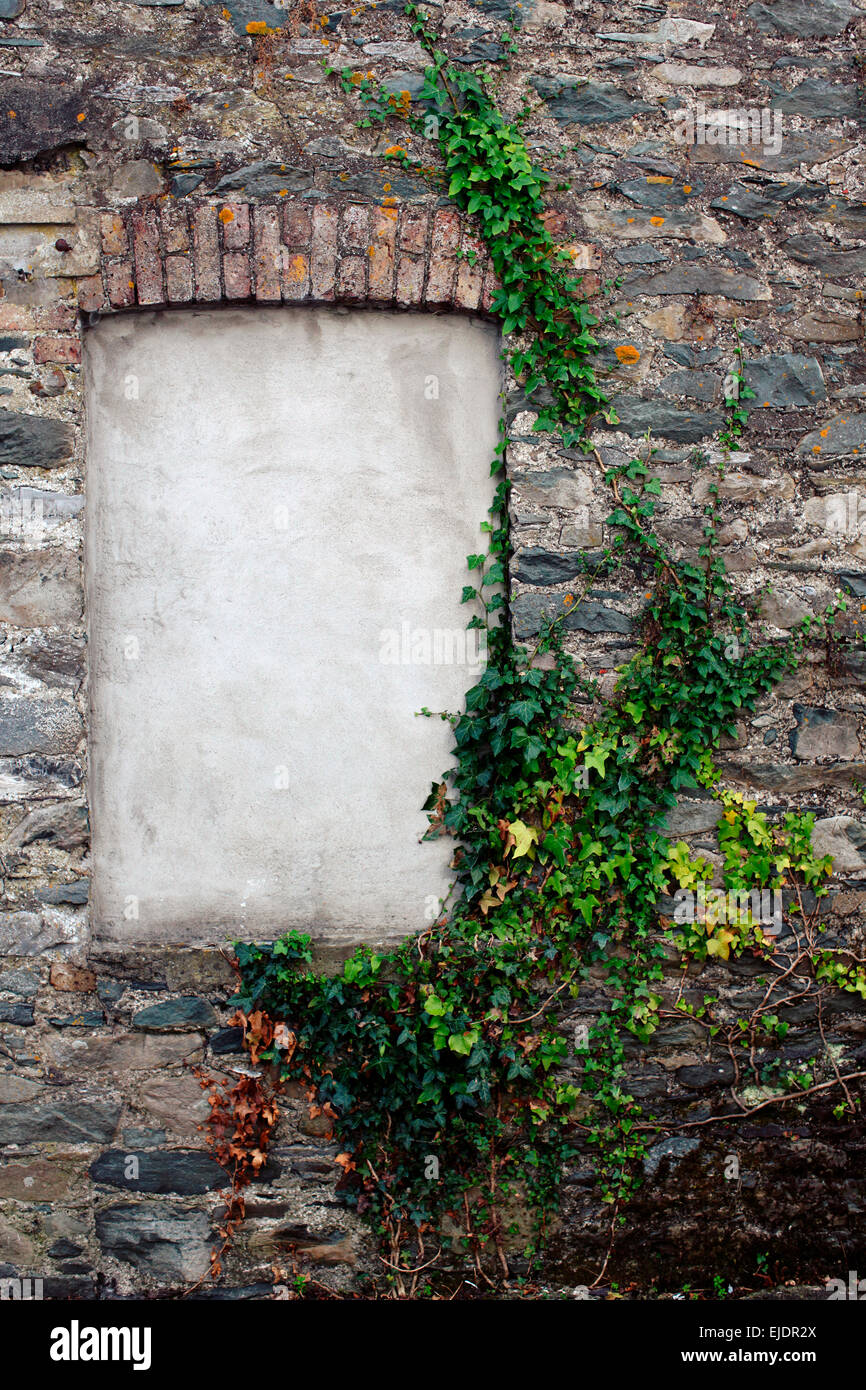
0,0,25,15
613,243,667,265
0,409,73,470
660,370,721,403
513,592,631,639
604,397,724,442
743,354,826,408
320,169,429,203
0,697,82,756
48,1011,104,1029
711,185,784,220
0,1099,121,1145
207,0,288,36
209,1026,244,1054
747,0,857,36
214,162,312,197
838,571,866,598
770,79,862,118
664,344,722,369
380,71,428,100
531,78,652,125
688,134,854,174
0,967,38,996
452,33,505,63
170,173,204,198
133,996,218,1031
782,234,866,278
514,549,594,584
677,1060,736,1088
0,85,95,165
90,1150,226,1195
37,879,89,906
95,1202,212,1282
616,178,700,212
0,1002,33,1025
643,1135,700,1178
798,413,866,458
468,0,532,18
790,704,860,760
623,264,769,300
3,799,88,851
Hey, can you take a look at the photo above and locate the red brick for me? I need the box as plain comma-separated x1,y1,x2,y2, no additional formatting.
395,254,424,307
33,335,81,365
399,207,428,255
0,305,34,331
282,201,311,249
193,206,221,302
165,254,193,304
310,204,338,301
131,210,164,305
336,254,366,301
221,203,250,250
253,205,282,303
340,203,369,251
223,251,252,300
50,962,96,992
101,214,128,256
281,250,310,301
368,206,397,302
160,206,191,255
76,275,106,313
106,260,136,309
36,302,78,331
425,208,460,305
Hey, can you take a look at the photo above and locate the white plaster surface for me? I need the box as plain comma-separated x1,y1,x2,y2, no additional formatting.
85,306,500,944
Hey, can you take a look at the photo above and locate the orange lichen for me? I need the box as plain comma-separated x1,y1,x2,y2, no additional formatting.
615,345,641,365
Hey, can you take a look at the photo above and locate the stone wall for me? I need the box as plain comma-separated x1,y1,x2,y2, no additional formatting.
0,0,864,1297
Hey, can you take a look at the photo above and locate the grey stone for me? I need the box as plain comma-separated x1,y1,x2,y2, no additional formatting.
379,72,427,100
743,354,826,409
37,879,89,906
0,968,39,997
110,160,163,199
0,0,24,15
3,799,88,851
689,134,855,174
90,1150,226,1194
0,1098,121,1144
623,264,770,300
213,162,313,198
321,169,428,203
770,79,862,117
0,912,63,956
206,0,287,37
616,178,699,212
0,409,73,471
531,78,652,125
747,0,857,36
759,592,812,629
95,1203,212,1282
511,467,592,509
810,817,866,873
514,549,594,585
711,186,785,220
664,344,722,369
790,704,860,760
613,243,667,265
838,571,866,598
0,85,92,165
605,397,724,442
133,996,218,1031
0,696,83,755
678,1060,735,1088
513,592,631,639
798,413,866,458
660,370,721,403
783,234,866,278
661,800,724,836
12,635,86,690
0,1002,32,1025
643,1135,700,1178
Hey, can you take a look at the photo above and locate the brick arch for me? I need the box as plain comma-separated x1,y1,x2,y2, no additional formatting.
76,198,499,319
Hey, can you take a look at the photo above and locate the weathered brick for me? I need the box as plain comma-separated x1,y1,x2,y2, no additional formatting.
164,254,193,305
131,211,164,305
105,260,136,310
33,335,81,365
50,961,97,992
223,251,252,300
192,206,221,302
36,303,78,331
399,207,428,255
336,254,366,301
220,202,249,250
160,206,191,255
425,208,460,305
396,254,424,307
100,214,128,256
253,205,282,303
341,203,369,251
0,305,34,331
76,274,106,313
310,204,338,301
281,250,310,301
369,206,397,302
482,267,501,313
282,201,311,249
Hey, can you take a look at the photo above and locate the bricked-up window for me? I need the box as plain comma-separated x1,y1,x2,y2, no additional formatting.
85,307,500,945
